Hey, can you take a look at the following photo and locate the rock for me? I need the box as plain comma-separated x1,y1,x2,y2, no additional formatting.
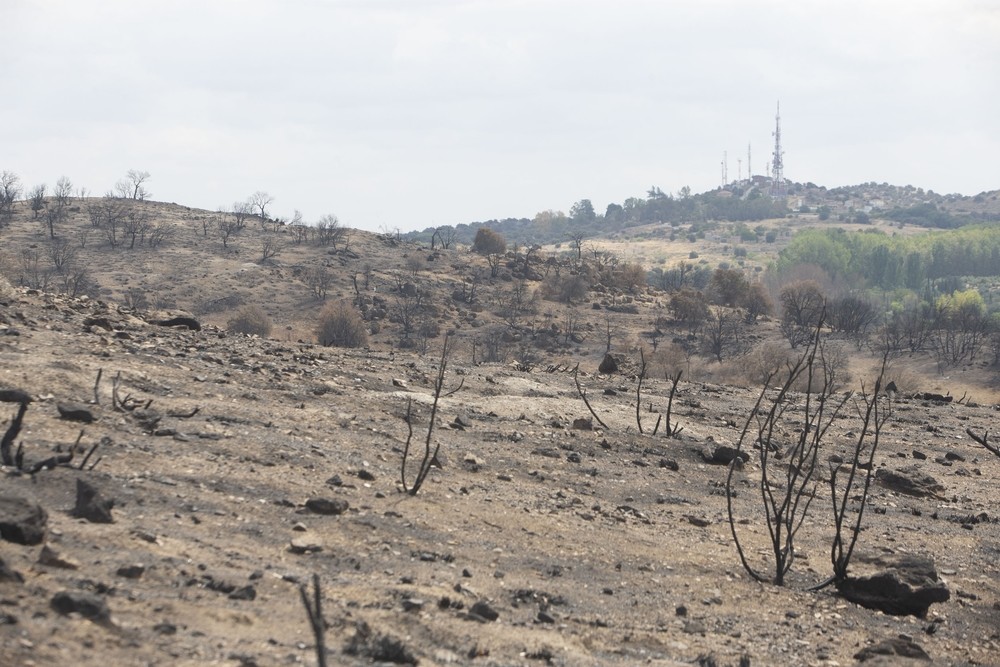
56,402,96,423
911,450,927,460
38,545,80,570
304,498,349,515
72,479,115,523
837,555,950,617
700,445,750,466
228,585,257,601
345,620,418,664
116,564,146,579
572,417,593,431
875,467,946,499
469,600,499,621
683,619,706,634
532,447,561,459
152,316,201,331
537,610,556,624
598,354,619,374
452,414,472,429
911,392,951,403
50,591,111,624
854,636,932,662
685,515,712,528
402,598,425,612
0,556,24,583
0,494,48,545
289,534,323,554
0,388,32,404
660,458,679,471
391,378,407,388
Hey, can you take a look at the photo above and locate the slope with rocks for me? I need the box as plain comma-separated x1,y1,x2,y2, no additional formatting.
1,283,999,666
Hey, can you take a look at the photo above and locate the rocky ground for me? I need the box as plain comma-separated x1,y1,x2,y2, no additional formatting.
1,285,1000,667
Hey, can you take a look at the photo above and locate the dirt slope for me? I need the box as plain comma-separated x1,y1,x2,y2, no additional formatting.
1,285,999,667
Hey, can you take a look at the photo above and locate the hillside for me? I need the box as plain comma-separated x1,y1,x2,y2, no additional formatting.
1,281,1000,666
1,193,1000,666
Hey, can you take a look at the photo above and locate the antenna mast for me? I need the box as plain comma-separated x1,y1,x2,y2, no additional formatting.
747,143,752,180
770,101,786,197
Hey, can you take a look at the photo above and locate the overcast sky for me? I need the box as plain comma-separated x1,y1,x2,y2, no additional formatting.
3,1,998,232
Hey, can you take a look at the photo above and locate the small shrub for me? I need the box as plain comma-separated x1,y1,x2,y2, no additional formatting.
227,304,272,337
317,300,369,348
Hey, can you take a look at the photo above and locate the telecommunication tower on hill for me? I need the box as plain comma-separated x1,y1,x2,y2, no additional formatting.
770,101,786,197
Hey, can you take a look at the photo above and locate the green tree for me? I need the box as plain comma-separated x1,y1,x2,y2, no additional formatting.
570,199,596,225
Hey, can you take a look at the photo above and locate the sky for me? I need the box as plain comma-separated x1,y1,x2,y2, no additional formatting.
2,0,998,233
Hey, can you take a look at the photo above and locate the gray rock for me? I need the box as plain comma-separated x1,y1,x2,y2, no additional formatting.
116,564,146,579
0,556,24,583
598,353,619,374
57,402,96,423
38,545,79,570
73,479,115,523
875,467,946,499
50,591,111,624
228,585,256,601
0,494,48,545
469,600,499,621
854,636,931,662
0,388,32,404
304,498,349,515
289,534,323,554
701,445,749,466
837,555,950,617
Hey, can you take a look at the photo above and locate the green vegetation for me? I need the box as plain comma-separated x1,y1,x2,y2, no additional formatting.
776,225,1000,291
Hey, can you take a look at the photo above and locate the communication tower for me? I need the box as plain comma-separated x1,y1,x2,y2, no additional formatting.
770,101,786,197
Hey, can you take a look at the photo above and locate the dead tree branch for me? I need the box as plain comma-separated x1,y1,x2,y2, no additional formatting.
298,573,328,667
573,365,608,430
966,427,1000,458
400,336,457,495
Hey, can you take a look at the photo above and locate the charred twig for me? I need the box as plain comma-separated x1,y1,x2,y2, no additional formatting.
167,406,201,419
79,436,109,470
635,350,648,434
442,377,465,398
24,452,74,475
93,368,103,405
298,573,328,667
967,427,1000,458
112,371,125,412
573,365,608,430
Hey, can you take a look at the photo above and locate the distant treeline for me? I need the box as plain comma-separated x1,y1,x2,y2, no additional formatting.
777,225,1000,290
404,188,789,247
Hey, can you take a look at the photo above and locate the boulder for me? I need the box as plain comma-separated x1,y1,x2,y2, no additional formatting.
854,636,931,662
0,494,48,545
304,498,349,515
700,445,750,466
50,591,111,624
837,555,950,617
875,467,946,499
598,354,619,374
